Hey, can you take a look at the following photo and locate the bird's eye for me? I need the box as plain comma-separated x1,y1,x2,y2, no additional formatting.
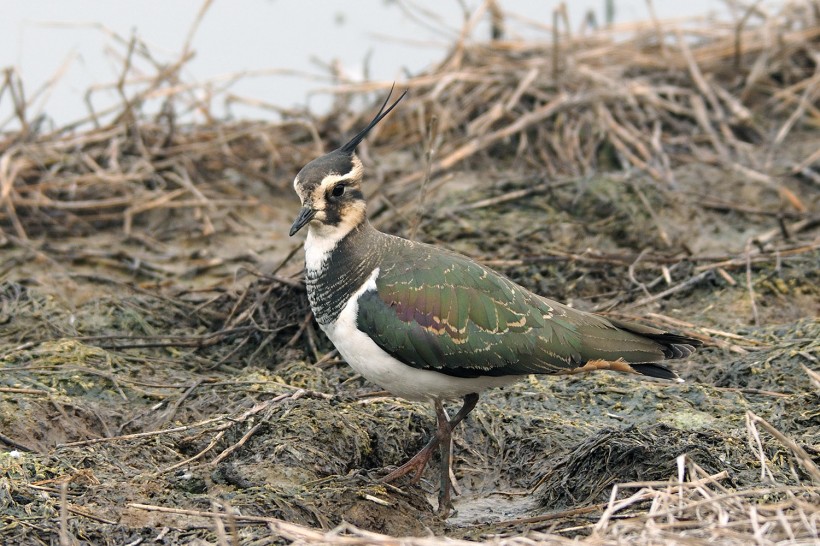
331,184,345,197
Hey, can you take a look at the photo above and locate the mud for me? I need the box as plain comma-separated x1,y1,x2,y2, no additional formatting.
2,123,818,543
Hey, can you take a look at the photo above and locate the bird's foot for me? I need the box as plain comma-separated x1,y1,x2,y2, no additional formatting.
437,489,453,517
435,464,455,517
380,436,439,484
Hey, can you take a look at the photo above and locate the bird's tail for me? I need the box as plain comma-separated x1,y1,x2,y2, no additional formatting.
571,318,702,381
607,318,702,360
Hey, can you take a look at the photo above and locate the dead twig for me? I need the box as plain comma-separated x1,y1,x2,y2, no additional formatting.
747,411,820,484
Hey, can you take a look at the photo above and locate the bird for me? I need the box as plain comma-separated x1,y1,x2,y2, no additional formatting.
288,88,701,516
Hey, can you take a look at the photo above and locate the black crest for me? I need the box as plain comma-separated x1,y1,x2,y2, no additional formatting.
338,85,407,155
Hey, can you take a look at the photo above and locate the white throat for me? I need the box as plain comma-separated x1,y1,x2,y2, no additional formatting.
304,221,355,273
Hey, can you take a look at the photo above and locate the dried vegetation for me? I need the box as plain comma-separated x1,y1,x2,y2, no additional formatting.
1,0,819,544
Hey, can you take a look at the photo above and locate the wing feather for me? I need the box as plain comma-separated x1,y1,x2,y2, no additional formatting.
355,240,697,379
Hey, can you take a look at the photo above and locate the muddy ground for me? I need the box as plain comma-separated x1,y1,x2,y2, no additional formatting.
1,118,818,544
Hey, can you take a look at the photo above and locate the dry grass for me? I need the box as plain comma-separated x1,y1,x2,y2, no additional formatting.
1,1,819,545
331,0,819,218
1,1,818,242
124,455,820,545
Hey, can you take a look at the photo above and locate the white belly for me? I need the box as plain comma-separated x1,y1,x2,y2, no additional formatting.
322,267,518,402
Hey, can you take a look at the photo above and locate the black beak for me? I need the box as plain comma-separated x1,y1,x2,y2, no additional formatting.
289,207,316,236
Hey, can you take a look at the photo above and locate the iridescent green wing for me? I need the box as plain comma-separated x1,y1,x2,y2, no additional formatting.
355,241,650,378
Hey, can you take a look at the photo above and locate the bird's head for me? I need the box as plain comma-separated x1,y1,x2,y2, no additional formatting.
289,87,407,238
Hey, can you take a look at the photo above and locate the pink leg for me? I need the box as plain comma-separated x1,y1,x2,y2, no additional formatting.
381,394,479,517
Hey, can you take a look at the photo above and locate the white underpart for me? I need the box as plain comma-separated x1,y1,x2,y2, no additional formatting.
322,267,518,402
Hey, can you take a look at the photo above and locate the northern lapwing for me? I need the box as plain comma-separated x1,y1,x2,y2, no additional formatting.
289,89,701,516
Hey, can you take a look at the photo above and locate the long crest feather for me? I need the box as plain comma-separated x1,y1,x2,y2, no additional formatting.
338,84,407,155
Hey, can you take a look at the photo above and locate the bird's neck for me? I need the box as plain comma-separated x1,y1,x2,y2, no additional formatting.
304,219,383,325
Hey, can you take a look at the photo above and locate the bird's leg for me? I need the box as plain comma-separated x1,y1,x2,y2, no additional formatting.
436,399,453,515
381,393,479,491
381,399,452,484
381,432,440,484
436,393,478,516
